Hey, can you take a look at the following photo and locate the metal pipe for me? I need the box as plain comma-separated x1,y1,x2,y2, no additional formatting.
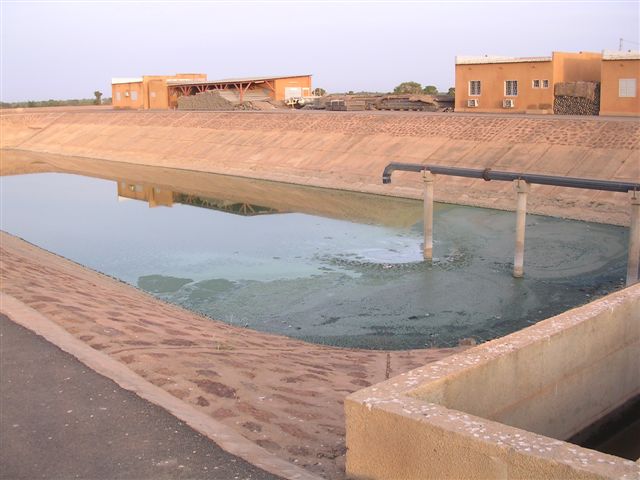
382,162,640,193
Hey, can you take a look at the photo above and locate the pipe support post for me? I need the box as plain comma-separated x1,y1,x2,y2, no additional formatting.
513,179,530,278
627,190,640,286
422,170,435,261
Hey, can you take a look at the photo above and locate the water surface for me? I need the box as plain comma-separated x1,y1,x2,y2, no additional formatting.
0,171,627,349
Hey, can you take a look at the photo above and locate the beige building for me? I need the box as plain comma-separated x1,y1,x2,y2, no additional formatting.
112,73,312,110
112,73,207,110
600,50,640,116
455,51,602,114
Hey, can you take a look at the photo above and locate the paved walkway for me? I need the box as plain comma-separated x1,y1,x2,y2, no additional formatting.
0,314,281,480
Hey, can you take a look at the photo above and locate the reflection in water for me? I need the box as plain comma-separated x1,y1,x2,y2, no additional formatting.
118,181,281,216
175,194,280,217
2,153,423,228
0,159,629,350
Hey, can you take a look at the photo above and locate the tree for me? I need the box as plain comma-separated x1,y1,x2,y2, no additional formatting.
393,81,422,94
447,87,455,97
94,91,103,105
422,85,438,95
312,87,326,96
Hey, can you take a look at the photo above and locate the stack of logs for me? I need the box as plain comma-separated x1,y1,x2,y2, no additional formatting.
376,95,439,111
553,82,600,115
321,94,453,112
325,99,366,111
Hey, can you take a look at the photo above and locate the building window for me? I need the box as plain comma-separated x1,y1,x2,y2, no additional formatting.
150,91,156,98
131,91,138,101
542,79,549,88
469,80,481,96
505,80,518,96
532,80,540,88
619,78,637,97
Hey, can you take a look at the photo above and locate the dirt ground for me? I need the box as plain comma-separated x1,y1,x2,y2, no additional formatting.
0,232,464,479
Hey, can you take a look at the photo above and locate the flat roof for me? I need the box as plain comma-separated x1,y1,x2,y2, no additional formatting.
602,50,640,61
112,77,143,85
166,74,311,86
112,74,205,85
456,55,551,65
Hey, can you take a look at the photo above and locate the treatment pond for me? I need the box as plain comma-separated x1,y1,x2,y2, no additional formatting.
0,170,628,349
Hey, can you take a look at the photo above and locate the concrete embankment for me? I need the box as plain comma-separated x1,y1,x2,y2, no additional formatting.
0,231,462,479
1,110,638,225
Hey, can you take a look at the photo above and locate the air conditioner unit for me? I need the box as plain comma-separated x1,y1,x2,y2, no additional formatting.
503,99,515,108
467,99,479,107
124,91,130,97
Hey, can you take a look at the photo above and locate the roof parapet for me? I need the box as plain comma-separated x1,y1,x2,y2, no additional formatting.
111,77,143,85
602,50,640,60
167,74,312,86
456,55,552,65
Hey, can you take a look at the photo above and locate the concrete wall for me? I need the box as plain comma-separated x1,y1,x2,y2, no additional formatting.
600,58,640,117
147,79,167,109
112,82,145,109
345,285,640,479
273,76,312,100
0,111,638,226
553,51,603,83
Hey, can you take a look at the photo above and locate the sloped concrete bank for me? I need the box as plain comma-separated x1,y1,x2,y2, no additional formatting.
0,231,463,479
1,110,638,225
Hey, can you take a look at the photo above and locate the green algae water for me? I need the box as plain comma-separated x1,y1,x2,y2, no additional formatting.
0,172,628,349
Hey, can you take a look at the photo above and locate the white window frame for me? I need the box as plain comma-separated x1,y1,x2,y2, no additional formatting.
131,90,138,101
115,92,121,101
619,78,637,98
505,80,518,96
468,80,481,96
532,79,540,89
542,79,549,88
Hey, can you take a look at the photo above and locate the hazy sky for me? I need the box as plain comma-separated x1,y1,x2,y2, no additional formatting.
1,1,638,102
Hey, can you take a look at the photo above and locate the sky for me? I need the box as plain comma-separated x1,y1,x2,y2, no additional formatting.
1,0,639,102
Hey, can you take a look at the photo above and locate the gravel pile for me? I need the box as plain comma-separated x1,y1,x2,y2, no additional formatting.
177,90,236,111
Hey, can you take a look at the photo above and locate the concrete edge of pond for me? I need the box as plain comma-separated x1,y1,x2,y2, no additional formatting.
0,292,323,480
344,284,640,479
